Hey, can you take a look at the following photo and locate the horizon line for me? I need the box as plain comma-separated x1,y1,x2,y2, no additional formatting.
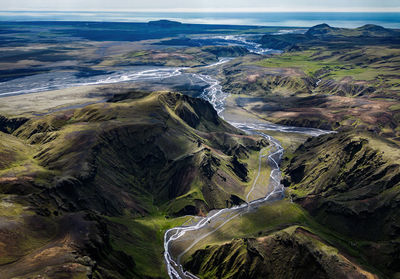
1,8,400,13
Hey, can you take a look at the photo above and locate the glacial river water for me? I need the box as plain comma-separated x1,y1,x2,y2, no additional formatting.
163,59,331,278
0,34,331,278
0,35,276,97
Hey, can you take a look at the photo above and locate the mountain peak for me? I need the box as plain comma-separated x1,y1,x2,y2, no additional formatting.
314,23,331,28
357,24,386,31
356,24,396,36
305,23,335,36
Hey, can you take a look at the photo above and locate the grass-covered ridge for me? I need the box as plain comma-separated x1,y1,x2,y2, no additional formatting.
282,131,400,277
0,90,270,278
255,47,400,85
99,46,249,67
183,200,380,279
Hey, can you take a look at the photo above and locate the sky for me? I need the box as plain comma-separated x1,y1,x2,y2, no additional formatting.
0,0,399,12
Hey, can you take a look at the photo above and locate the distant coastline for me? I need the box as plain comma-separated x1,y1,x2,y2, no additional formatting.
0,11,400,28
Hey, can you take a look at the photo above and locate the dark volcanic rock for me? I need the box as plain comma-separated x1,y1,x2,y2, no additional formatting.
0,115,28,134
229,155,249,182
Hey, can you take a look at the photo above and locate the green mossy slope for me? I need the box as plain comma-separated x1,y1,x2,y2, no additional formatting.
185,226,376,279
13,91,267,216
183,200,379,279
283,131,400,277
0,91,268,278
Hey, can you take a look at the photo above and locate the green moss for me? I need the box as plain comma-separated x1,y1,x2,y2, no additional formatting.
237,201,308,233
389,103,400,111
181,197,376,271
184,211,380,278
254,47,400,84
0,132,32,170
166,177,207,214
0,214,57,266
256,53,366,80
255,51,326,76
0,256,18,265
0,200,26,218
181,200,309,257
126,51,148,58
107,214,191,278
194,240,249,279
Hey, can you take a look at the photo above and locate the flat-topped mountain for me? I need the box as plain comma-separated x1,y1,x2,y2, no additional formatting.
148,19,183,27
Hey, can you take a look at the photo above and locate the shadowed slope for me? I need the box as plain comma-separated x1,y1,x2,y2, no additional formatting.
0,91,268,278
283,131,400,277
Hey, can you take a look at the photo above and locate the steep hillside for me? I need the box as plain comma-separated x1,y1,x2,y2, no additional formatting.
0,91,268,278
184,226,376,279
181,131,400,279
181,199,380,279
283,131,400,277
14,91,267,216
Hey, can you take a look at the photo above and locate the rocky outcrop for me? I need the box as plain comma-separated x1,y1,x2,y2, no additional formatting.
275,118,334,130
229,155,249,182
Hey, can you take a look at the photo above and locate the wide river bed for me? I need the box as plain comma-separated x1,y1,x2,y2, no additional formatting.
0,35,332,279
163,59,331,279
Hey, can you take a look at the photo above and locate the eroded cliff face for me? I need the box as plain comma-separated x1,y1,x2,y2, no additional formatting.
283,131,400,276
184,226,377,279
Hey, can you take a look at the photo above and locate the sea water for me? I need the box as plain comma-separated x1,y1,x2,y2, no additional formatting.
0,11,399,28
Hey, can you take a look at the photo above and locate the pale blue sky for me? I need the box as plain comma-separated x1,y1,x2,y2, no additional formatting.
0,0,399,12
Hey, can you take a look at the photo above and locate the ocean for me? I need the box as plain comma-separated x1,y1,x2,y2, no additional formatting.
0,11,399,28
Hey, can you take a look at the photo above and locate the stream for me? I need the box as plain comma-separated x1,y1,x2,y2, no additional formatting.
163,59,331,279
